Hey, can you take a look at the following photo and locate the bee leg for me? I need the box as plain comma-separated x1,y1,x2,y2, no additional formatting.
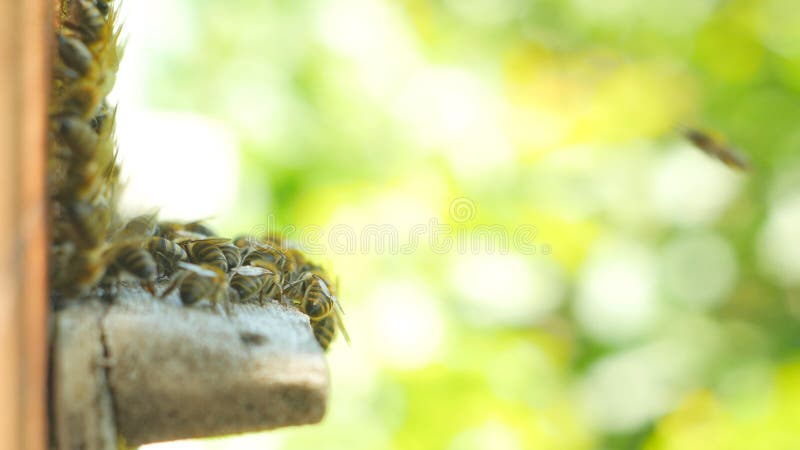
141,280,156,295
159,272,185,300
220,292,232,317
210,285,230,317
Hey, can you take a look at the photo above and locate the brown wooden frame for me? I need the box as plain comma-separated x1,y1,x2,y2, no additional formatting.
0,0,50,449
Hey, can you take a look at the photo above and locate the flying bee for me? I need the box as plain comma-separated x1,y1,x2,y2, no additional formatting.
181,238,230,272
144,236,187,276
683,128,750,171
161,262,231,315
104,241,158,294
229,265,273,303
312,316,336,351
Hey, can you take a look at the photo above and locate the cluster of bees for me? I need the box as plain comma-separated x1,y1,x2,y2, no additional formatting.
103,215,349,350
47,0,346,351
48,0,123,296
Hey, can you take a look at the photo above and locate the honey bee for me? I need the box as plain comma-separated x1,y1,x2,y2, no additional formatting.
243,244,288,269
67,200,109,247
118,214,159,239
145,236,187,276
95,0,109,16
239,249,284,301
219,242,241,269
684,128,750,171
65,0,106,42
183,221,217,237
312,316,336,351
282,248,310,274
181,238,230,272
157,220,214,241
288,271,350,346
233,234,256,249
104,242,158,294
161,262,231,315
260,232,288,249
229,265,272,303
89,102,110,132
285,272,335,319
298,273,335,320
57,115,98,160
57,80,103,119
75,257,108,295
48,0,124,297
56,34,94,76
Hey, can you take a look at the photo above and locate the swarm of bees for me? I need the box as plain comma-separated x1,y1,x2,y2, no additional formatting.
47,1,347,351
49,0,123,296
112,217,350,350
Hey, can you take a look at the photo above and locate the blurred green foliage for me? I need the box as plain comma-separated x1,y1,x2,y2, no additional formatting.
131,0,800,448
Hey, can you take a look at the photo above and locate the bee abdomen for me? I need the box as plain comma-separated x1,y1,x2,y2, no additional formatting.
115,247,157,280
233,235,254,249
230,274,264,302
146,236,186,258
58,116,98,160
57,34,94,75
184,221,216,237
146,236,187,275
189,244,228,272
303,284,333,320
312,316,336,350
220,244,241,269
179,275,211,306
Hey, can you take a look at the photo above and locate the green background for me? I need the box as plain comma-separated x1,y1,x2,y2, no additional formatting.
125,0,800,448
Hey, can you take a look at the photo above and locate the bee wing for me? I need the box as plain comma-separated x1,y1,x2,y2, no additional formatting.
232,265,273,276
177,261,219,278
253,243,289,258
313,274,332,297
186,216,218,225
715,146,750,171
333,308,351,345
190,237,231,245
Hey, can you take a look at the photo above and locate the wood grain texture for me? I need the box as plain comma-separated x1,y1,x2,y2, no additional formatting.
52,286,328,448
0,0,50,449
